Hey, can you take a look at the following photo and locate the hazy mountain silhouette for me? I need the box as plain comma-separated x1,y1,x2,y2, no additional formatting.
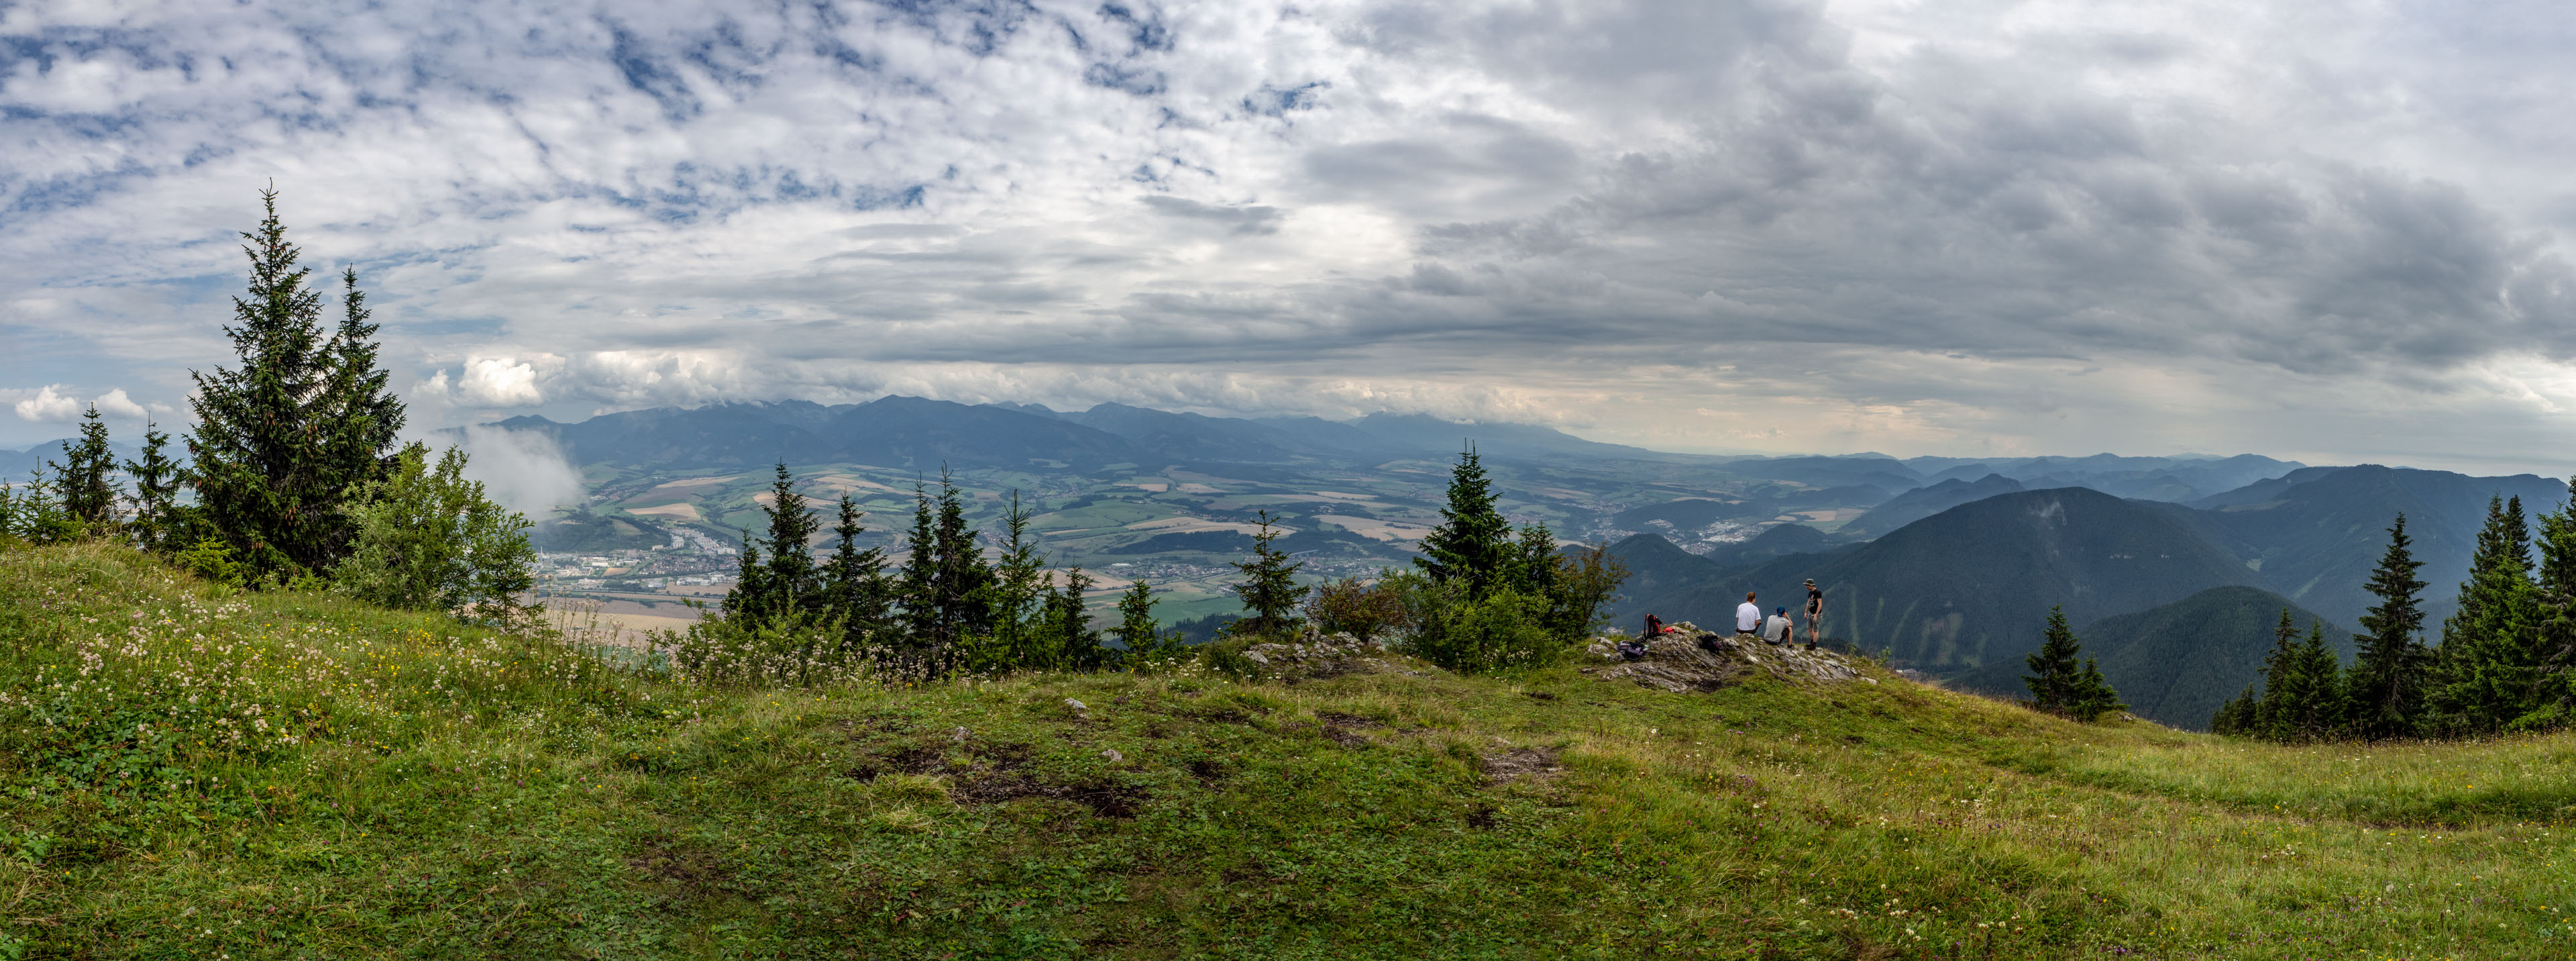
1839,474,2026,538
486,397,1662,470
0,438,144,478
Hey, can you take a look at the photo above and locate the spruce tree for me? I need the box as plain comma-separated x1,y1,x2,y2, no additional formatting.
2211,686,2257,736
2024,605,2085,713
1040,566,1107,669
930,469,998,650
50,405,121,532
2254,608,2303,739
2347,514,2431,740
2288,622,2347,740
2427,495,2542,736
2528,485,2576,727
1504,523,1561,597
720,463,821,625
1113,579,1166,654
2066,657,2127,722
898,479,940,650
1232,511,1308,637
186,189,395,578
985,492,1049,669
821,493,895,651
313,266,405,500
1415,444,1512,593
898,468,996,661
760,463,822,606
123,419,184,553
2025,605,2123,720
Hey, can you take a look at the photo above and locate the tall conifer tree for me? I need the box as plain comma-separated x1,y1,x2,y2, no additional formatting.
2427,495,2542,735
2253,608,2303,738
2347,514,2431,739
822,493,895,650
720,462,821,625
123,419,185,553
2025,606,2123,720
186,189,396,577
2528,485,2576,726
898,480,941,649
985,492,1049,668
1232,511,1308,637
51,405,120,532
313,266,405,494
1416,444,1512,593
1113,580,1166,655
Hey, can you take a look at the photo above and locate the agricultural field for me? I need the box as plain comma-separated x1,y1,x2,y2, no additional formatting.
544,454,1807,625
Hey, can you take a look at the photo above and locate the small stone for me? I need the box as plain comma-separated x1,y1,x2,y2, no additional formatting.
1244,651,1271,665
1065,699,1088,711
951,726,969,742
1099,748,1124,762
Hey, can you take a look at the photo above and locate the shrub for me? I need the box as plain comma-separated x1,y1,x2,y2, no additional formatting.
173,538,245,589
665,608,898,689
1305,576,1408,643
1393,576,1565,674
332,444,537,630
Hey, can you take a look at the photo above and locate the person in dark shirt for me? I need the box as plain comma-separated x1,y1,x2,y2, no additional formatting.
1802,579,1825,650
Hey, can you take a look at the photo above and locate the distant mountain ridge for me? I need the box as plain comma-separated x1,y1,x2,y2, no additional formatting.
481,397,1680,470
0,438,146,478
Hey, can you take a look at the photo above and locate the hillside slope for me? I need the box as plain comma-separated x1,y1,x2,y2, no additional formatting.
1639,488,2267,673
1951,585,2345,731
2196,465,2569,629
3,542,2570,959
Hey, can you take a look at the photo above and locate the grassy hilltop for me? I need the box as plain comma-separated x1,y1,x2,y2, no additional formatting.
4,542,2575,959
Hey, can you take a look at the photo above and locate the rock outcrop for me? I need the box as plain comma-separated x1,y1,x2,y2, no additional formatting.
1238,631,1426,682
1580,621,1874,694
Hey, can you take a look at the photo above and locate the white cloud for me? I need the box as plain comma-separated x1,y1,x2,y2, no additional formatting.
8,0,2576,468
11,385,83,422
92,388,148,419
454,424,585,518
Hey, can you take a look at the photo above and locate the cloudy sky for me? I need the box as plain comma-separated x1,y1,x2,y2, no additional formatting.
5,0,2576,472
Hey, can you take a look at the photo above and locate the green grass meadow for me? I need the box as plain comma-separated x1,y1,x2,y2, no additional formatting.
3,540,2574,958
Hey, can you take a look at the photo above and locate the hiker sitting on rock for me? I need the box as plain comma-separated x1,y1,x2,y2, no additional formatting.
1735,592,1761,636
1761,606,1792,645
1643,613,1665,638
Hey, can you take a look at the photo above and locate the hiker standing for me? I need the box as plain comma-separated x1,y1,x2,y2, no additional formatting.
1803,578,1825,650
1643,613,1664,638
1761,606,1792,645
1735,592,1760,636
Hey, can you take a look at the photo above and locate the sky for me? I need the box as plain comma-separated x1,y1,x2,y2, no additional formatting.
5,0,2576,474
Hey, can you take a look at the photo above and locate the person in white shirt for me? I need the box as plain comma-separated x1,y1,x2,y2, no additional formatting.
1735,592,1761,635
1761,606,1793,644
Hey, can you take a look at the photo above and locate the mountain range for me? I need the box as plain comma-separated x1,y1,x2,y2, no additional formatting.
0,438,142,479
1610,464,2568,720
486,398,1687,472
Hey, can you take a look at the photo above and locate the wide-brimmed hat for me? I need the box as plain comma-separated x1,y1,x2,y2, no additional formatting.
1803,578,1815,586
